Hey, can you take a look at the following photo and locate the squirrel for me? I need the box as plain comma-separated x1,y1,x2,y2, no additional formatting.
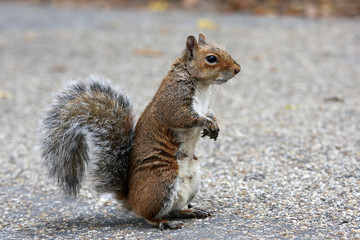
41,33,240,230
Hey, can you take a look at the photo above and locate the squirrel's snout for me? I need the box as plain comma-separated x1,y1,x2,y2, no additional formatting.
234,62,241,75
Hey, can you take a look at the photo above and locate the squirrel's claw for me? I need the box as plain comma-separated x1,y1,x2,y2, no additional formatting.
201,129,219,141
201,129,210,137
208,129,219,141
201,124,219,141
209,132,218,141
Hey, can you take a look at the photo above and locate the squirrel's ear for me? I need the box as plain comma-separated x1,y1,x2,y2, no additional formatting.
186,35,198,61
198,33,206,46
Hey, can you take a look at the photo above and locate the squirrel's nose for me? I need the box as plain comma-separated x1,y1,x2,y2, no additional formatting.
234,63,241,75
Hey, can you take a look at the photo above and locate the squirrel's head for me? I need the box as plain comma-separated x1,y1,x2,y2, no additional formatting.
184,33,241,85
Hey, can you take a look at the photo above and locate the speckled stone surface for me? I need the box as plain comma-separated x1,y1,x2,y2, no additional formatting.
0,2,359,239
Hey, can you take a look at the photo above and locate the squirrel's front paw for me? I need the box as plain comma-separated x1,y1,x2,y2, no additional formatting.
202,119,220,141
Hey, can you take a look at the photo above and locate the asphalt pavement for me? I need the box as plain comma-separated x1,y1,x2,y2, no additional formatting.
0,2,359,239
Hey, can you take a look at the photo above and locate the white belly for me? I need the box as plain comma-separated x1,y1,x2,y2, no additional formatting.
157,85,211,216
170,85,211,212
171,151,201,211
156,133,201,217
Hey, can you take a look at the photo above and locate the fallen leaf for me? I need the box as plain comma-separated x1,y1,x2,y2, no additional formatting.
132,48,163,57
148,0,169,12
285,104,298,110
270,67,277,72
49,65,67,73
182,0,203,9
253,55,263,62
0,90,13,99
197,18,218,31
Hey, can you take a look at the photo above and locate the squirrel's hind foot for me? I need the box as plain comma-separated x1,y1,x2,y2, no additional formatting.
158,220,183,230
171,208,212,219
148,219,183,230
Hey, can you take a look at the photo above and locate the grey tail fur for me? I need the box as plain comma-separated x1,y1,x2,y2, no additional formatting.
40,77,135,198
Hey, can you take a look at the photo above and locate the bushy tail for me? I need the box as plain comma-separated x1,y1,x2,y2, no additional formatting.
41,77,134,199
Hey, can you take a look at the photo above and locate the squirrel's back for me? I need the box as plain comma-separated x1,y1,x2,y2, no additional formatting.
41,77,134,199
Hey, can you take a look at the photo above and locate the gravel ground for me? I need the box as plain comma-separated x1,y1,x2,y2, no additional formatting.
1,2,359,239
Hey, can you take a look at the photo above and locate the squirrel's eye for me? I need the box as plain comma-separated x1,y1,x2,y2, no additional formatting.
205,55,217,63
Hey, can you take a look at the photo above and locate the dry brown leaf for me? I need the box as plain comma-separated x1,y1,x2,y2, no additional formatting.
197,18,218,31
182,0,203,9
148,0,169,12
0,90,14,99
132,48,163,57
49,65,67,73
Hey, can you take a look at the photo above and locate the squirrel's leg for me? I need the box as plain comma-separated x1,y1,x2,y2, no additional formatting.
206,109,217,123
170,110,219,140
128,166,182,230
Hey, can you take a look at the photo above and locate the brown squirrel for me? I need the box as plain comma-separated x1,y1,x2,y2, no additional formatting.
41,33,240,230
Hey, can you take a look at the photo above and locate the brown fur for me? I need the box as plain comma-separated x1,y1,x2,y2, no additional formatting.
125,34,240,228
